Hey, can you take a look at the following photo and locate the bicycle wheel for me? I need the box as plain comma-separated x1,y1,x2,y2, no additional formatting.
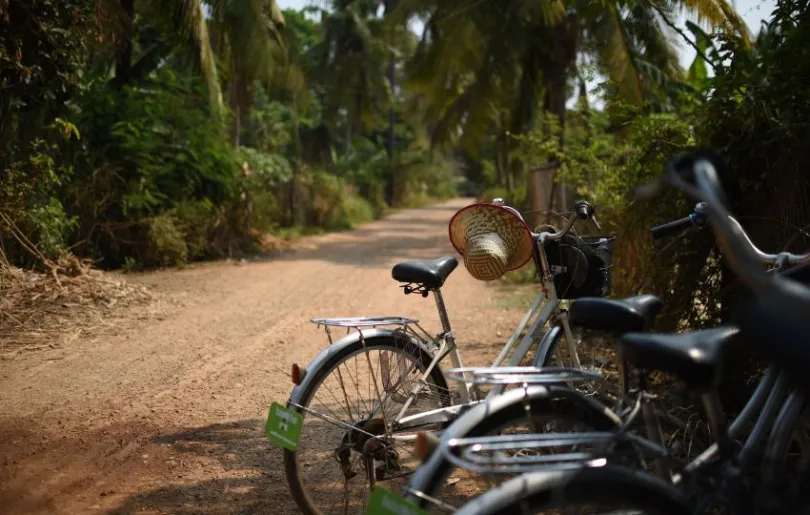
454,465,691,515
283,332,451,515
405,385,627,510
541,324,709,470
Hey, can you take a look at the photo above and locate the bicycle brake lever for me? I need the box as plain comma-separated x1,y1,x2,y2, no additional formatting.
591,215,603,232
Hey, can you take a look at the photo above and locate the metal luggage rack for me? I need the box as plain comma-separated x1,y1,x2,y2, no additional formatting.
310,316,437,347
444,366,606,386
442,431,669,475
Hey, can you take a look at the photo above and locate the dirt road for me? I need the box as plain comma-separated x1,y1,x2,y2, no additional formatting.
0,199,530,514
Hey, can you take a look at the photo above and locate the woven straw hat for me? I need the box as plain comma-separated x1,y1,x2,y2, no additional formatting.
448,202,534,281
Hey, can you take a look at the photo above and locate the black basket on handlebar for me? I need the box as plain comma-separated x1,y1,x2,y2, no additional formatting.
542,234,615,299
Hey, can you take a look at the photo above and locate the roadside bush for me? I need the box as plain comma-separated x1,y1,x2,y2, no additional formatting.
236,147,292,232
298,168,377,230
395,152,459,207
65,69,238,268
1,122,79,264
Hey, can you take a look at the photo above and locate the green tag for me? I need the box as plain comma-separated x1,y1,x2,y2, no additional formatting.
367,488,428,515
265,402,303,451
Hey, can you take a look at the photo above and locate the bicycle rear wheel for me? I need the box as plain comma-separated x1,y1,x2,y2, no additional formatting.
283,332,451,515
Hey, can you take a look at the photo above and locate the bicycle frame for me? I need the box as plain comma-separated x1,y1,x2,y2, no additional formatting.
390,235,582,435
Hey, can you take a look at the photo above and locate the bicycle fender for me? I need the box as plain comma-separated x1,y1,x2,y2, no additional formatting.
533,323,563,367
287,328,434,407
455,465,691,515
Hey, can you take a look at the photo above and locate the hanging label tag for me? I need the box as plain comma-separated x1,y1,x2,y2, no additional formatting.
264,402,303,451
367,488,428,515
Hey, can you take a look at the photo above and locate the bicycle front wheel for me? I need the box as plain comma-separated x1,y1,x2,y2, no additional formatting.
454,465,692,515
283,332,451,515
405,384,626,510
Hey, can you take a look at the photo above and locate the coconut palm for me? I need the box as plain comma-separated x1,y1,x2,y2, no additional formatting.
103,0,285,129
393,0,749,220
311,0,418,203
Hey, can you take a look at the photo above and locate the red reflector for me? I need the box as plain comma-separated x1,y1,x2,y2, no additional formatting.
415,432,428,461
291,363,302,385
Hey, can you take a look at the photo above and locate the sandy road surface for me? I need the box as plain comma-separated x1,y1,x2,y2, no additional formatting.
0,199,530,514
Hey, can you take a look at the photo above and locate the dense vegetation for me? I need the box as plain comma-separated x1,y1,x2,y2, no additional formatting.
0,0,459,270
3,0,810,368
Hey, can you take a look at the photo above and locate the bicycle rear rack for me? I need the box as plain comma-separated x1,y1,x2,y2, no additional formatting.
442,431,668,475
311,316,437,349
445,366,605,386
311,316,420,328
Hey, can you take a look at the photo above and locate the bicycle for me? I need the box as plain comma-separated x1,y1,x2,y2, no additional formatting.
274,199,668,514
445,150,810,514
400,201,776,511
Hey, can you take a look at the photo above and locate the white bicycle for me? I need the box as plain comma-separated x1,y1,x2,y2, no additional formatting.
278,200,663,515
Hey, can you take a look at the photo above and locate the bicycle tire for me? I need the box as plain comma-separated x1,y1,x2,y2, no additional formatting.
283,333,451,515
542,322,709,469
454,465,691,515
406,384,625,509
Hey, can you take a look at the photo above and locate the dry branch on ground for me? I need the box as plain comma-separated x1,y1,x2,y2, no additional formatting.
0,256,158,357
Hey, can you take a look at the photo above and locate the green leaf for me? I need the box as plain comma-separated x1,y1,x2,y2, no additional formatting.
685,22,712,90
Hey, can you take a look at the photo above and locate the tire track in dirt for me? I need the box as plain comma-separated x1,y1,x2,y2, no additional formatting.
0,199,531,514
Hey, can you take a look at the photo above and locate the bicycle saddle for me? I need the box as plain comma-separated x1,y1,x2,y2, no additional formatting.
569,295,663,334
619,325,740,392
392,256,459,289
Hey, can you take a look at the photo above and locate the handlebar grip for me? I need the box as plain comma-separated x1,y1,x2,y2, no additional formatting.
574,200,595,220
650,216,694,240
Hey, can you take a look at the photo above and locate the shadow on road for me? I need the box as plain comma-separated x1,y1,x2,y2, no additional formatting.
112,419,292,515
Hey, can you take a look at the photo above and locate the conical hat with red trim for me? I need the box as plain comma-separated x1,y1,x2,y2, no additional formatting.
448,202,534,281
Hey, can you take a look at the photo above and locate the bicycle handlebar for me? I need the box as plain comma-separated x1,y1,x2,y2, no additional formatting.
650,197,810,266
639,149,810,291
650,216,697,240
640,150,810,396
491,198,599,242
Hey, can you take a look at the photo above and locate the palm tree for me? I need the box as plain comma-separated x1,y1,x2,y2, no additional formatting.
104,0,285,129
313,0,417,205
394,0,749,225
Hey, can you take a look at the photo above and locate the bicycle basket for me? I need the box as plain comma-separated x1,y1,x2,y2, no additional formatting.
542,234,615,299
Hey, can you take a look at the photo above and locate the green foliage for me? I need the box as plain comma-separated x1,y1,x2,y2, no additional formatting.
64,69,237,267
685,21,713,91
0,0,95,265
297,167,376,231
1,120,80,262
395,152,459,207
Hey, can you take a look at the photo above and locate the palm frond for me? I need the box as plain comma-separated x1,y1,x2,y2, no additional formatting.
624,3,683,76
679,0,752,45
210,0,286,84
164,0,224,112
519,0,567,27
592,3,644,102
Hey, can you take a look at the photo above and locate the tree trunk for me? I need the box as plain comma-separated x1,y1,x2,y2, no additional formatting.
290,94,303,226
345,112,352,157
541,16,579,214
544,73,570,213
114,0,135,88
383,0,397,207
496,111,508,188
228,59,245,147
230,89,241,147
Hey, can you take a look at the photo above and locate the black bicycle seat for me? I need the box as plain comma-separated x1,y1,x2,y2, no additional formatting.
392,256,458,289
570,295,663,334
619,325,740,392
